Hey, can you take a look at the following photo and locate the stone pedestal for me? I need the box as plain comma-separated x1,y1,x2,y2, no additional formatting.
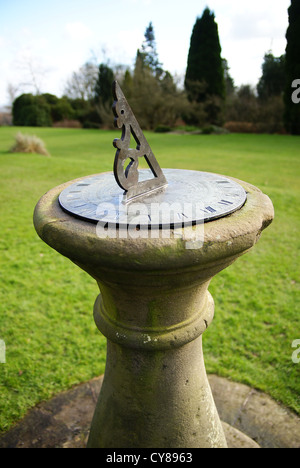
33,175,273,448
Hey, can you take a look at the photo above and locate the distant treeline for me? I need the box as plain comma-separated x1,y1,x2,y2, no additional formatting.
11,3,300,134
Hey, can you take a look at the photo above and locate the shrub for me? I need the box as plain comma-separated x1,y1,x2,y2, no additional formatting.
202,125,229,135
154,125,172,133
224,122,259,133
51,98,75,122
202,125,215,134
12,93,77,127
82,121,101,129
174,125,200,133
12,94,52,127
52,119,82,128
10,132,50,156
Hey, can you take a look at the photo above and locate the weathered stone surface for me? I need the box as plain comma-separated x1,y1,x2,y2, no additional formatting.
2,375,299,449
209,375,300,448
33,176,274,280
0,377,103,448
221,423,260,449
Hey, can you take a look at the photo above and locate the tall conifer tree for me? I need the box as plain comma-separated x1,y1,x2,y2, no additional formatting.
136,22,163,78
185,8,225,103
284,0,300,134
95,64,114,106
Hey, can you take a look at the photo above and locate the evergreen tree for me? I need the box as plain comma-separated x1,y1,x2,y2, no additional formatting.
120,23,187,130
257,53,286,100
95,63,115,105
223,59,235,97
94,63,115,127
184,8,225,125
185,8,225,102
138,22,163,77
284,0,300,134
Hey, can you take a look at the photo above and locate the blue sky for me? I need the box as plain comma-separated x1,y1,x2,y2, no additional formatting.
0,0,291,107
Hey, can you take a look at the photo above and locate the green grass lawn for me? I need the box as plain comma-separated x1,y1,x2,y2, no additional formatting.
0,126,299,434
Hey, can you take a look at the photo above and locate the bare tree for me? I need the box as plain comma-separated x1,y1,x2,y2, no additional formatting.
64,62,98,101
14,50,51,95
7,47,54,103
6,83,20,108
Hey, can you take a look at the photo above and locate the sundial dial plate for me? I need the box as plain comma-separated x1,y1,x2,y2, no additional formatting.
58,81,247,229
58,168,247,228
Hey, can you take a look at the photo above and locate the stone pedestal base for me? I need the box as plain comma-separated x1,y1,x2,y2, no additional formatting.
34,175,273,448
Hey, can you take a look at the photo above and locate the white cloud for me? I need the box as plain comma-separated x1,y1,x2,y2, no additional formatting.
65,22,92,41
115,29,144,61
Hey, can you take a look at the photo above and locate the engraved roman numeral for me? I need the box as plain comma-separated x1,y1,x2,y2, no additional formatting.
205,206,217,213
218,199,233,205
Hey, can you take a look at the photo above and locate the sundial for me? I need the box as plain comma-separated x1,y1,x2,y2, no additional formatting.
34,80,273,449
58,81,247,228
